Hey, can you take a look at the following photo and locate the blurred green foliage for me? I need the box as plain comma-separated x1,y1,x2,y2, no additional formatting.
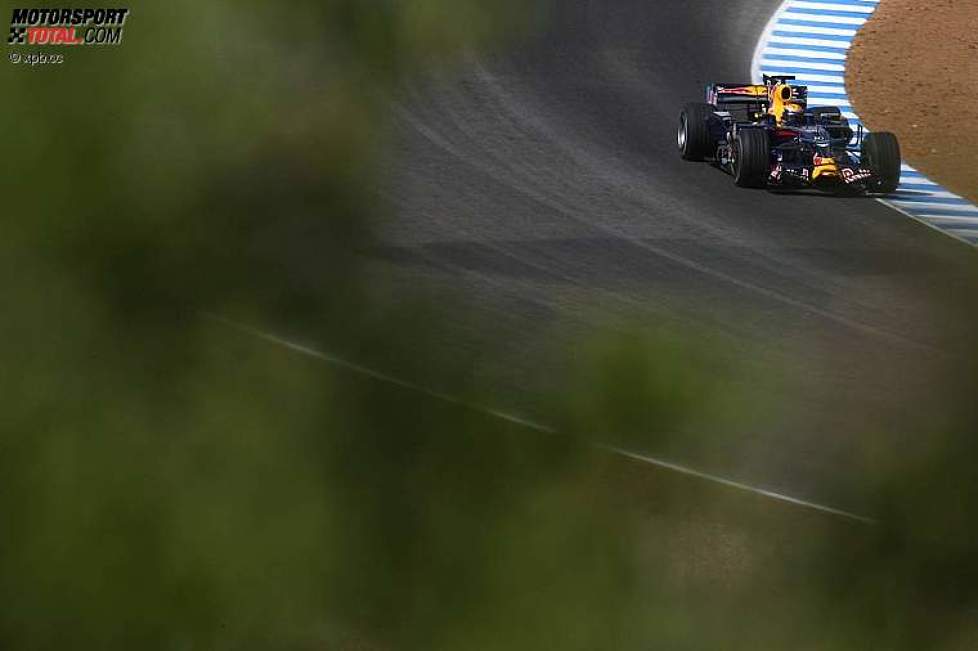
3,1,978,649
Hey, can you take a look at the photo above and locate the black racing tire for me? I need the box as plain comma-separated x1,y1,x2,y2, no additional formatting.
678,102,715,161
861,131,901,194
733,128,769,188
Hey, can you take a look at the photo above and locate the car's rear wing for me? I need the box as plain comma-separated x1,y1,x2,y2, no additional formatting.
706,83,768,107
706,84,770,123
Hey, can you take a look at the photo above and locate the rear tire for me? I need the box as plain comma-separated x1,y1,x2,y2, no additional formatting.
733,129,770,188
862,132,901,194
678,103,715,161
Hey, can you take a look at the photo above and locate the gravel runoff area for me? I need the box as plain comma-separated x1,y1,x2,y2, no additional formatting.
846,0,978,205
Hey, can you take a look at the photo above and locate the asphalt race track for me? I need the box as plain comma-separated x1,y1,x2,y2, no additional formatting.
284,0,978,513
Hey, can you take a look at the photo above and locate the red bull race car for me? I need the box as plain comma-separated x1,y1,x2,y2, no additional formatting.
678,75,901,194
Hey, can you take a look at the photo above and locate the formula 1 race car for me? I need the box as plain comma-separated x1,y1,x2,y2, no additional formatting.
678,75,901,194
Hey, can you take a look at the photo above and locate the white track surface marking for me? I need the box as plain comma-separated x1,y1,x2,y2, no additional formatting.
210,315,877,525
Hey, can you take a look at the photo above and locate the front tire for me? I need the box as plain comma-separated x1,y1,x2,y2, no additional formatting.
861,132,901,194
733,129,770,188
678,103,714,161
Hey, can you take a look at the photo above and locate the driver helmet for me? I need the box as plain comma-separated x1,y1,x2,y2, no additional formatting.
783,101,806,122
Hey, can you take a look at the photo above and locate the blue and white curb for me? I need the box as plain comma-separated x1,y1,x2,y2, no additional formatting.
752,0,978,247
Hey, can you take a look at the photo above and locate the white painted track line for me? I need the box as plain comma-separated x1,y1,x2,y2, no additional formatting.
788,2,875,13
209,314,877,525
